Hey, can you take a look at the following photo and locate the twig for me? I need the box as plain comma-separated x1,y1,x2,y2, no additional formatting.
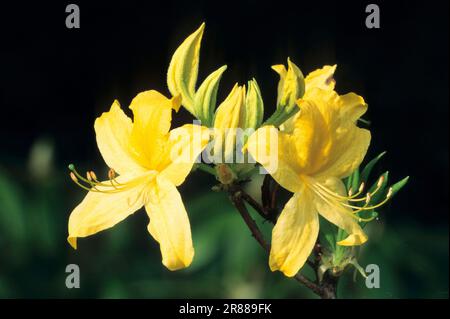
238,188,272,221
228,189,324,297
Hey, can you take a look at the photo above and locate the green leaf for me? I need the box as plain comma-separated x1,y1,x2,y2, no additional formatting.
389,176,410,198
361,151,386,183
351,168,360,194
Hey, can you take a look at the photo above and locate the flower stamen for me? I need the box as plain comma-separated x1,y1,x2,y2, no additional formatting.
68,164,128,194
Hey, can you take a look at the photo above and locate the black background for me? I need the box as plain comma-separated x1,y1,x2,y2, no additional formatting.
0,0,448,225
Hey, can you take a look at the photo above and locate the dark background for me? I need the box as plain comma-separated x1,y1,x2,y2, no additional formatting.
0,0,448,298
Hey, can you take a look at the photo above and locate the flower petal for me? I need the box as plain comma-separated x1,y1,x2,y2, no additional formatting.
338,92,368,123
246,126,302,193
305,65,337,94
316,125,371,179
159,124,211,186
269,188,319,277
129,90,181,169
67,173,151,249
315,177,368,246
94,100,146,175
145,176,194,270
298,89,371,179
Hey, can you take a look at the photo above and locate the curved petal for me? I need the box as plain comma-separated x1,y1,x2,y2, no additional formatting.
67,172,151,249
305,64,337,94
159,124,211,186
338,92,368,123
314,177,368,246
315,126,371,179
129,90,181,169
145,176,194,270
299,88,371,179
246,126,302,193
269,188,319,277
94,100,146,175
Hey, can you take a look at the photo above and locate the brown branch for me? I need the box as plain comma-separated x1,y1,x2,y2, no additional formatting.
228,189,324,297
229,191,270,252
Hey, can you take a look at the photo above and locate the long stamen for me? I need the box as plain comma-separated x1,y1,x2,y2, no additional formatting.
68,163,128,193
315,181,365,202
352,188,393,213
310,178,392,223
310,183,362,221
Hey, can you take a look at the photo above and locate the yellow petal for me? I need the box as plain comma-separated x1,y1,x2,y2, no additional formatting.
314,177,368,246
305,64,337,94
338,92,368,123
129,90,180,169
159,124,211,186
67,172,152,249
146,176,194,270
290,100,334,175
167,23,205,113
213,84,246,130
269,188,319,277
297,89,371,179
316,125,371,179
213,84,246,161
246,126,302,193
94,100,146,175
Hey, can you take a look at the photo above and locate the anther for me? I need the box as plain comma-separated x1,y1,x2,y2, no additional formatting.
108,168,116,180
359,183,365,193
89,171,98,181
377,176,384,188
386,187,393,198
70,172,78,183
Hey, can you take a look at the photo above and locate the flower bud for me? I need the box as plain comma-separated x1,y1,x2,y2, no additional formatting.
167,23,205,115
194,65,227,126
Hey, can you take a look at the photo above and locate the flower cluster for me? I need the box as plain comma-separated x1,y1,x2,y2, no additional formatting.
67,23,408,278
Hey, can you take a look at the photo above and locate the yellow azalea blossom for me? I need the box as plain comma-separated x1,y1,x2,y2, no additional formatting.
67,90,210,271
247,87,373,277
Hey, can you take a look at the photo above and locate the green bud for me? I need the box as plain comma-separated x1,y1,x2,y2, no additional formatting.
194,65,227,126
244,79,264,129
264,58,305,127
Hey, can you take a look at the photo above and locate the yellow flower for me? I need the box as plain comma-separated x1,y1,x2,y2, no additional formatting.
247,87,373,277
67,90,210,271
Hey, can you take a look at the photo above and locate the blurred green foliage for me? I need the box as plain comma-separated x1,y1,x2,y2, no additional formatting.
0,139,448,298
